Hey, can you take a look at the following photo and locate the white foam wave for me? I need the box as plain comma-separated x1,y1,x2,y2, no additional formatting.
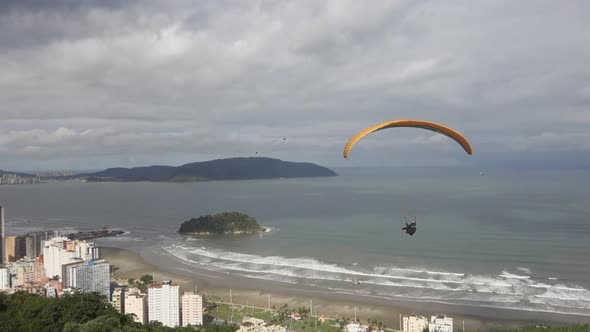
180,245,466,283
500,271,531,279
165,246,528,300
167,246,514,291
263,226,279,233
517,267,532,274
161,244,590,316
535,295,590,302
100,236,145,242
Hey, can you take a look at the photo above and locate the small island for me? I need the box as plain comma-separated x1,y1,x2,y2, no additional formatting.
178,212,265,235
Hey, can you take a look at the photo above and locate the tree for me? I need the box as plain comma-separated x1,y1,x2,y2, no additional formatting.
62,315,142,332
275,304,290,324
296,306,310,317
140,275,154,285
202,322,239,332
0,291,235,331
337,317,352,329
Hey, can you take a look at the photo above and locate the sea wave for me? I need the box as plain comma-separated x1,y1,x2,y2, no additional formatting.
517,267,532,274
177,245,465,280
161,244,590,316
500,271,531,279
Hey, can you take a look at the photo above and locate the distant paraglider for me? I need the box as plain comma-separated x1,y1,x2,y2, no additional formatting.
343,119,473,158
253,136,287,156
402,216,417,236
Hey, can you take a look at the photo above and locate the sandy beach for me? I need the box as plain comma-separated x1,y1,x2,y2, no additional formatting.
102,246,582,331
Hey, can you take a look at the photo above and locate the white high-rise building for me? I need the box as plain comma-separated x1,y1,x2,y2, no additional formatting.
0,267,10,289
76,242,100,261
148,280,180,327
64,260,110,298
429,314,453,332
112,287,124,313
8,258,39,287
77,242,100,261
43,237,77,280
181,291,203,326
125,290,148,324
403,315,429,332
62,259,83,287
42,237,101,281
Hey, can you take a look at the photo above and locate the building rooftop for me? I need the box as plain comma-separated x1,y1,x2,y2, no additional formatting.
148,282,180,288
126,292,146,298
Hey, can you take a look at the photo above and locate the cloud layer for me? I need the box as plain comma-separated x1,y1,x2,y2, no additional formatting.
1,0,589,170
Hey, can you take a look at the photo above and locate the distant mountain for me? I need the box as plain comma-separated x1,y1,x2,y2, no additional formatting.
76,157,337,182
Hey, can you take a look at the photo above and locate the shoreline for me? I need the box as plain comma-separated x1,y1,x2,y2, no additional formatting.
180,226,272,235
102,246,587,330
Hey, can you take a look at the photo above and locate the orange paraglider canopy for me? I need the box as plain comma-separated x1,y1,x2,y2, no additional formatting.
343,119,473,158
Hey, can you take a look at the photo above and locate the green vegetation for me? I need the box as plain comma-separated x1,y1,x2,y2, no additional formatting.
1,291,589,332
207,303,341,332
178,212,263,234
0,291,237,332
126,274,156,292
206,301,590,332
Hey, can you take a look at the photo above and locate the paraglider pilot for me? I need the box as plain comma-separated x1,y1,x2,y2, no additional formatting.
402,216,417,236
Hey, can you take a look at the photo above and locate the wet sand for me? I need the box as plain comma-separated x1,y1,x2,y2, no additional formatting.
102,246,590,331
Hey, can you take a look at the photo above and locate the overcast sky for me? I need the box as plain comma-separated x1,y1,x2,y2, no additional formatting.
1,0,589,171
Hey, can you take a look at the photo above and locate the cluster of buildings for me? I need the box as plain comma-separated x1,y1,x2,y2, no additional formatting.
111,280,203,328
403,314,454,332
0,173,41,185
0,214,109,298
1,204,203,328
3,231,51,263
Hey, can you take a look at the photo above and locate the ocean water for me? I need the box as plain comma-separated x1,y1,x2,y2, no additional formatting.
1,166,590,318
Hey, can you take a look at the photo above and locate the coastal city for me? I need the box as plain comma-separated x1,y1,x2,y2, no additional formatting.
0,205,456,331
0,172,41,185
1,0,590,331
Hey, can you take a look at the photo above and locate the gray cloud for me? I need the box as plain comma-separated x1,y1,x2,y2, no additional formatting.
1,0,589,171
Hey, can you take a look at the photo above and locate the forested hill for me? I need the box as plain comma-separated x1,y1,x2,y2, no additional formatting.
178,212,262,234
76,157,337,182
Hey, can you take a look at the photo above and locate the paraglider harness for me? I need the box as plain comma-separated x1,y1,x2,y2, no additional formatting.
402,216,417,236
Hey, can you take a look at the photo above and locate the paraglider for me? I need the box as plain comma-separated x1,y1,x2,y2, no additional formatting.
402,216,417,236
343,119,473,158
